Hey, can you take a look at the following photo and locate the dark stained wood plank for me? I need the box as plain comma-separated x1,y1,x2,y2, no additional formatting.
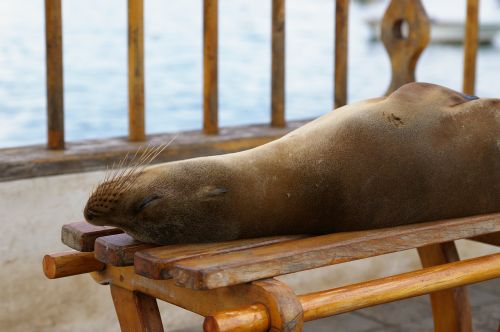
0,119,307,182
110,285,164,332
334,0,349,109
271,0,285,127
134,235,305,280
95,233,155,266
418,242,472,332
128,0,145,141
61,221,123,252
170,212,500,289
469,231,500,247
43,251,105,279
204,0,218,134
45,0,64,149
462,0,479,95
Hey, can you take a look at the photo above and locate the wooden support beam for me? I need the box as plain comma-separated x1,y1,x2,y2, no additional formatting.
45,0,65,149
334,0,349,109
43,251,105,279
462,0,479,95
128,0,145,141
271,0,286,127
203,0,219,134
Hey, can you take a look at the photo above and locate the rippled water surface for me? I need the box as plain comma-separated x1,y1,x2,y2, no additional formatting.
1,0,500,147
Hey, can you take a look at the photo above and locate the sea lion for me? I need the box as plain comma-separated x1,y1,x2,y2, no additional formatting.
84,82,500,244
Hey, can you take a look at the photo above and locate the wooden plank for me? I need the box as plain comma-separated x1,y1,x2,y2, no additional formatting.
418,242,472,332
0,119,307,182
170,212,500,289
61,221,123,252
110,285,164,332
204,0,218,134
43,251,105,279
462,0,479,95
95,233,155,266
128,0,145,141
203,253,500,331
334,0,349,109
134,235,305,280
271,0,285,127
469,231,500,247
45,0,64,149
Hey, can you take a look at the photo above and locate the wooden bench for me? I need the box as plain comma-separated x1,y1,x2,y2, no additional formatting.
43,213,500,331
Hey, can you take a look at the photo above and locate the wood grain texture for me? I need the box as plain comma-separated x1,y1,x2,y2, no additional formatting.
202,253,500,331
381,0,430,94
418,242,473,332
204,0,218,134
45,0,64,149
170,212,500,289
0,120,307,182
94,233,155,266
462,0,479,95
43,251,105,279
110,285,164,332
135,235,304,280
334,0,349,109
271,0,285,127
61,221,123,252
128,0,145,141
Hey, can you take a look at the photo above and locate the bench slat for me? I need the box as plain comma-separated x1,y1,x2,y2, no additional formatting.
61,221,123,252
95,233,155,266
134,235,305,279
170,212,500,289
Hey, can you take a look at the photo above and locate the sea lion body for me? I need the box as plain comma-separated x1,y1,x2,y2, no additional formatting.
85,83,500,244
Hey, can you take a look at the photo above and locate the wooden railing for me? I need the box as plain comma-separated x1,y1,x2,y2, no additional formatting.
0,0,480,181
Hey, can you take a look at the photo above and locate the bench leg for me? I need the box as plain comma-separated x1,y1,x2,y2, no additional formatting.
110,284,164,332
418,242,472,332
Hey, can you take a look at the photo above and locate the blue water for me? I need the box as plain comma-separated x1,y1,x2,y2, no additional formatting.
1,0,500,148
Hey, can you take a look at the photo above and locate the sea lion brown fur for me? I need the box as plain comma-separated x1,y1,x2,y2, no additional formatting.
84,83,500,244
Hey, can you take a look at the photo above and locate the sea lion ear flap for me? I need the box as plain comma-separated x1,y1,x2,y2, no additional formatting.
198,185,229,198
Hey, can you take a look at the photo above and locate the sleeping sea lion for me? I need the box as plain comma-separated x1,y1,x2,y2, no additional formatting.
84,83,500,244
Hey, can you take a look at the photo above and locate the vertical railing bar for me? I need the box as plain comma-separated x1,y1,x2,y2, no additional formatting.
203,0,219,135
271,0,285,127
334,0,349,109
462,0,479,95
45,0,65,149
128,0,145,141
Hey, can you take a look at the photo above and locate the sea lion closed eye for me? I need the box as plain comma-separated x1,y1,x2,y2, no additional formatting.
84,82,500,244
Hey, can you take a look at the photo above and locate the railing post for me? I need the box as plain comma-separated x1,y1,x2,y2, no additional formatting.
45,0,65,150
204,0,219,135
463,0,479,95
128,0,145,141
271,0,285,127
334,0,349,109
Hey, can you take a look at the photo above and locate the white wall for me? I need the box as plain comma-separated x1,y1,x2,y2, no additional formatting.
0,171,498,331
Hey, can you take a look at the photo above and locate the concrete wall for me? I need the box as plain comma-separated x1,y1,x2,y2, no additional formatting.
0,171,498,331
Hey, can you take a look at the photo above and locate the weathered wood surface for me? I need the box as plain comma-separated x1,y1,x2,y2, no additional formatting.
45,0,65,149
381,0,430,94
462,0,479,95
135,235,305,279
170,212,500,289
470,231,500,247
271,0,285,127
128,0,145,141
0,120,306,182
95,233,155,266
204,0,218,134
418,242,472,332
110,285,164,332
43,251,105,279
203,253,500,332
334,0,349,109
61,221,123,252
